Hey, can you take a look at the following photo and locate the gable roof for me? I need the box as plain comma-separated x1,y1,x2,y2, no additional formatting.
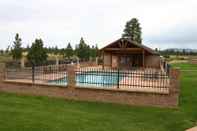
100,38,159,55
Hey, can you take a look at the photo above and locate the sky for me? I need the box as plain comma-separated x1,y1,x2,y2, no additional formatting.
0,0,196,50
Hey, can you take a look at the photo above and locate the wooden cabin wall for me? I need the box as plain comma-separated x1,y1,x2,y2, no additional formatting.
103,52,112,67
144,55,160,68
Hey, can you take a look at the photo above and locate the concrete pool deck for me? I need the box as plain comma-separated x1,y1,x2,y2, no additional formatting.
5,67,170,94
186,126,197,131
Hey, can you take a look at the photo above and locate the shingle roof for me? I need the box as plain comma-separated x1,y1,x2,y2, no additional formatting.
100,38,159,55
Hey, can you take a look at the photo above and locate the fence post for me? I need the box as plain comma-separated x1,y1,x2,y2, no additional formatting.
169,68,180,93
169,68,180,106
117,68,120,89
67,65,76,88
32,64,35,84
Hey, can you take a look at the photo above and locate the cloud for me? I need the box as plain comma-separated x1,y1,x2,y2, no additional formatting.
147,25,197,44
0,0,197,49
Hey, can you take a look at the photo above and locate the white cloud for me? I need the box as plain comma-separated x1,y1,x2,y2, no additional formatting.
0,0,197,49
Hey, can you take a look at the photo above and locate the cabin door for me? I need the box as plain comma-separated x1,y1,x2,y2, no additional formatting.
112,55,118,68
119,56,132,69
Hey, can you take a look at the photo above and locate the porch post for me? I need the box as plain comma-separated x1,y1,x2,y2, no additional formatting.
111,53,112,68
142,49,145,68
102,51,104,69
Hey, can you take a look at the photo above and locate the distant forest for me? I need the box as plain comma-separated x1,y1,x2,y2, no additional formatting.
1,44,197,59
159,48,197,56
0,37,99,62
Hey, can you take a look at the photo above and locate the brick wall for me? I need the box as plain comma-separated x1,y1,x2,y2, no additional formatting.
0,64,180,108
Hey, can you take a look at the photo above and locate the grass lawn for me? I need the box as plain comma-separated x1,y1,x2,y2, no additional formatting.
0,54,12,63
0,63,197,131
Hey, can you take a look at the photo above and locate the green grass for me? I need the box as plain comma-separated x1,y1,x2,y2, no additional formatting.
172,62,197,70
0,63,197,131
0,54,12,63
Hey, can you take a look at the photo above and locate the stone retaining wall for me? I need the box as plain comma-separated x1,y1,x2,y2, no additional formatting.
0,64,180,108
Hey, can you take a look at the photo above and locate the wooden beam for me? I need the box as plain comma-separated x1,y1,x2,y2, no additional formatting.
102,51,104,69
142,49,145,68
124,41,128,48
104,48,142,51
111,53,112,68
118,42,122,48
105,50,143,54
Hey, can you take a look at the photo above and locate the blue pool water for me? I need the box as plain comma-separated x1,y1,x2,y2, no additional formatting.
48,77,67,86
49,72,123,87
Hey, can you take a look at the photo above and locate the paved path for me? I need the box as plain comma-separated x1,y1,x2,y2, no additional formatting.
186,126,197,131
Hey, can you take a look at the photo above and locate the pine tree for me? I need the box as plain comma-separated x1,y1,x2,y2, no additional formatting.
64,43,73,59
89,45,98,60
122,18,142,44
27,39,48,66
11,33,23,60
76,37,90,61
54,46,59,55
6,45,10,54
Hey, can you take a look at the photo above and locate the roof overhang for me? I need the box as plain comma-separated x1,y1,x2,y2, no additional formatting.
100,38,159,55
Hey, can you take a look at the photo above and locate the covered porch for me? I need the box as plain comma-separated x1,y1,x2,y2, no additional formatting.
101,38,160,69
103,49,145,69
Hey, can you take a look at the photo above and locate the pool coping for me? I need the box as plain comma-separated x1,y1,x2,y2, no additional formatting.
4,80,68,88
3,79,169,95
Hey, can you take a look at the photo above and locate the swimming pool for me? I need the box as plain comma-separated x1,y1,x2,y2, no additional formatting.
49,71,123,87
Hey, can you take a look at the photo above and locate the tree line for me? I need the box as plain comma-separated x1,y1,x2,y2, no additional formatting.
4,17,143,66
159,49,197,57
6,34,99,66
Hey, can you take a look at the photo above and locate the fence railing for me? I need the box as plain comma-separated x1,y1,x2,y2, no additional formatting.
76,67,170,93
5,65,170,93
5,64,68,86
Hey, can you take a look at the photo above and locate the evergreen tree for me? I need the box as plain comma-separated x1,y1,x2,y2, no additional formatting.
89,45,98,60
6,45,10,54
122,18,142,44
25,45,30,52
75,37,90,61
60,48,66,56
54,46,59,55
11,33,23,60
27,39,48,66
0,50,3,55
64,43,73,59
182,49,186,55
